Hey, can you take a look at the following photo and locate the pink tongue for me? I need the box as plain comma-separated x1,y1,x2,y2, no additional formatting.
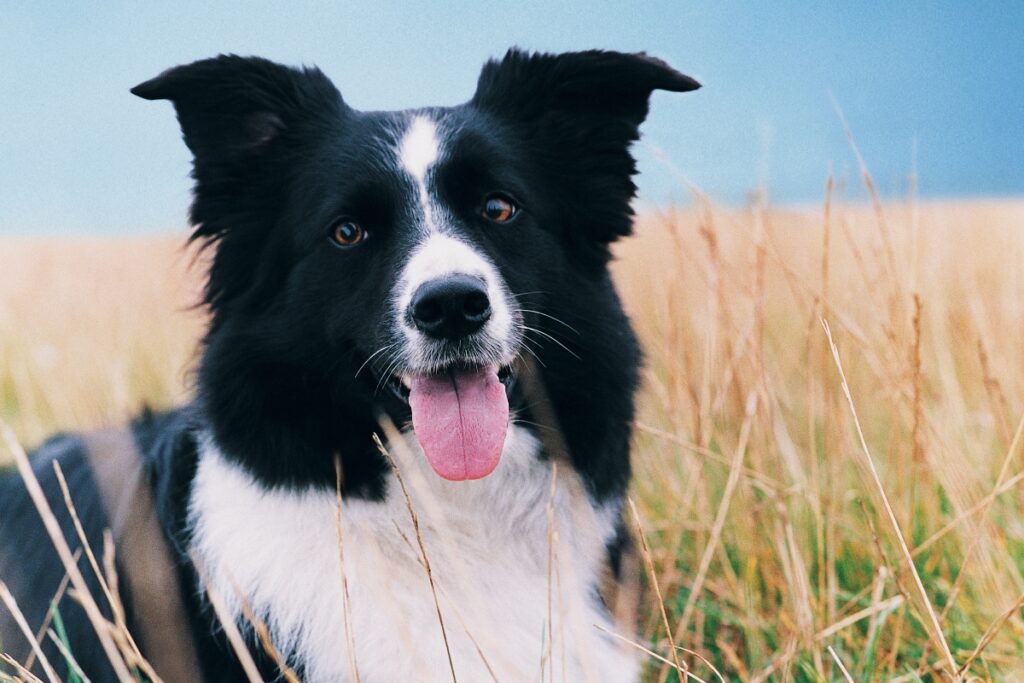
408,367,509,481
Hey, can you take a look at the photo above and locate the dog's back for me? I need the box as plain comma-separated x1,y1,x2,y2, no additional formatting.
0,434,121,680
1,410,279,682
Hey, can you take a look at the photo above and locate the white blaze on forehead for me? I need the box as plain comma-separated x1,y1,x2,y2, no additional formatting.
397,115,442,234
398,116,440,184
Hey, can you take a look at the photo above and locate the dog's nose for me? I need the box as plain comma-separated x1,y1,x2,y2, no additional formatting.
409,275,492,339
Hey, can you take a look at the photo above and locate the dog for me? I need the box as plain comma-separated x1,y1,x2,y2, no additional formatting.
0,49,698,681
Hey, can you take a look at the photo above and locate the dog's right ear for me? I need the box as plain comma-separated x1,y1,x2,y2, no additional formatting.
132,55,345,169
133,56,347,312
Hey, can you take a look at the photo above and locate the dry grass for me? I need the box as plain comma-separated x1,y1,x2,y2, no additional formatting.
3,197,1024,680
0,235,204,447
617,198,1024,681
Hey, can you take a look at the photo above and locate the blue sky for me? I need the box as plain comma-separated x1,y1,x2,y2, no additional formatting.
1,1,1021,234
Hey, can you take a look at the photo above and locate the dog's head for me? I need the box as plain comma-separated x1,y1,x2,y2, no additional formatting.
134,50,698,493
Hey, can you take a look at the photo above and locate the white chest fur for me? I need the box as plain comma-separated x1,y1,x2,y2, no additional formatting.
188,426,639,682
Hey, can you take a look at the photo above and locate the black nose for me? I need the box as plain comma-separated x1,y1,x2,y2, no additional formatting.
409,275,492,339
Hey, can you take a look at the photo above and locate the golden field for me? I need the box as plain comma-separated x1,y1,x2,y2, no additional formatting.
3,198,1024,681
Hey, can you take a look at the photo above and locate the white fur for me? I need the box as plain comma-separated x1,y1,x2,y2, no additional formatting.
398,115,441,234
189,427,639,682
392,115,517,371
398,115,439,185
396,232,516,370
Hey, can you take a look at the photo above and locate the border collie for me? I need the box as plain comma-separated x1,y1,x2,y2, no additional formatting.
0,49,698,681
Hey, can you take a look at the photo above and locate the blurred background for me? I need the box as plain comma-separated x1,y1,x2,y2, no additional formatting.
1,1,1022,234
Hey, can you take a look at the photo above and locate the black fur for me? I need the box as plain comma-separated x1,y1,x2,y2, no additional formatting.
0,49,698,680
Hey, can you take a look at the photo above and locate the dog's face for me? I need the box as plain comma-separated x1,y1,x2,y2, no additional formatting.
133,51,698,492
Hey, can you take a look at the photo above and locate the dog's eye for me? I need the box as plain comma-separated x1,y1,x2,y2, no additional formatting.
328,219,368,248
481,194,518,223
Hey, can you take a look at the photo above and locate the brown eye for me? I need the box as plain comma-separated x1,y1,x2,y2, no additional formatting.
329,219,367,248
481,194,518,223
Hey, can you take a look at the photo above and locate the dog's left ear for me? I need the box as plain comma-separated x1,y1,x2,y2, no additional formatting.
472,49,699,256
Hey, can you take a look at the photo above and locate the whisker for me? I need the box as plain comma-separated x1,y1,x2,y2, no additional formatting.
517,308,580,335
374,350,404,395
518,343,547,368
354,343,397,380
521,325,582,360
511,418,558,434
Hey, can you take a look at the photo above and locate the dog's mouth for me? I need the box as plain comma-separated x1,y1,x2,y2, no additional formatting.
384,363,516,481
385,364,515,403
